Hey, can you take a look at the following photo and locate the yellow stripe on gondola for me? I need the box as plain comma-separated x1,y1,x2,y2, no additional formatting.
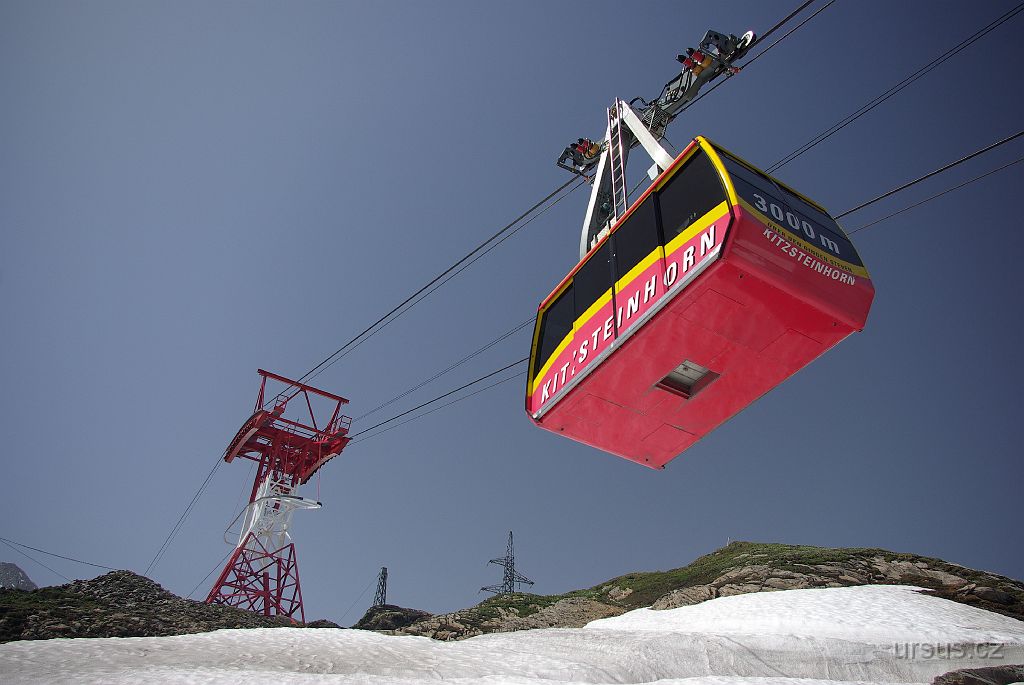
528,329,574,396
529,199,732,396
573,288,613,332
701,139,741,208
614,246,664,294
663,200,729,256
528,284,614,396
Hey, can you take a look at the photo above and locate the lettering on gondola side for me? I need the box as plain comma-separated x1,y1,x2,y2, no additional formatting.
532,220,726,412
761,226,856,285
714,151,869,282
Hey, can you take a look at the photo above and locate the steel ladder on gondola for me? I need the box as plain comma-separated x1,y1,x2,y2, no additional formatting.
606,99,630,225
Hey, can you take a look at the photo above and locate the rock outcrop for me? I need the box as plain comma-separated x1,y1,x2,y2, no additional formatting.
354,604,431,631
932,664,1024,685
0,563,36,591
394,597,626,640
648,550,1024,621
0,570,331,642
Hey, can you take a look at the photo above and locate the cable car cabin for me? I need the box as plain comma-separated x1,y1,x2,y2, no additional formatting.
526,136,873,469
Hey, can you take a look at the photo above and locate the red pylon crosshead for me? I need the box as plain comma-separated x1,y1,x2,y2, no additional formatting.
206,370,352,622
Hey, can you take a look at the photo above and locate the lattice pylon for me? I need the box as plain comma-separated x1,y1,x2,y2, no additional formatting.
205,369,352,623
206,532,305,622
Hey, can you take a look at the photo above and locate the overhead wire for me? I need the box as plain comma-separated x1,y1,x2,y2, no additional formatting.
753,0,818,45
353,369,526,445
847,156,1024,234
144,455,223,576
279,176,581,396
299,177,585,390
766,2,1024,173
338,575,378,624
355,317,533,422
186,547,234,599
674,0,836,117
836,130,1024,218
349,358,528,439
0,538,70,583
741,0,836,68
0,536,117,571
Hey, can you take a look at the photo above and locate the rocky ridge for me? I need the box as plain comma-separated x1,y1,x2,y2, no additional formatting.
0,570,338,643
375,541,1024,641
4,542,1021,645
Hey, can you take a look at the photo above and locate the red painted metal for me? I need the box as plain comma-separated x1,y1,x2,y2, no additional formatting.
206,370,352,621
206,533,304,620
527,143,874,469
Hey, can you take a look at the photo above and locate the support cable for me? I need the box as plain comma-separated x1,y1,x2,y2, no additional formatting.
0,536,116,572
338,576,377,624
675,0,836,117
847,156,1024,234
186,547,234,599
0,538,70,583
355,317,533,422
743,0,836,68
352,369,525,445
348,358,528,439
299,178,584,390
144,456,223,576
836,130,1024,218
767,2,1024,173
755,0,818,45
283,177,579,394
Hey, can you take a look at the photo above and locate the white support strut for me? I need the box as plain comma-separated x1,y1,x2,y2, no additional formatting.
579,100,675,259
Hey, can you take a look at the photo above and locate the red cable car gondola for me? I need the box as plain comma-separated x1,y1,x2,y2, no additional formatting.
526,136,874,468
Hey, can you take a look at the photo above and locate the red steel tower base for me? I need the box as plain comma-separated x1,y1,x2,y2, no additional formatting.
209,534,303,619
206,369,352,622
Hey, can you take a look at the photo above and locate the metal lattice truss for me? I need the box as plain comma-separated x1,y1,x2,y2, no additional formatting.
373,566,388,608
207,533,304,621
206,370,352,622
481,531,533,596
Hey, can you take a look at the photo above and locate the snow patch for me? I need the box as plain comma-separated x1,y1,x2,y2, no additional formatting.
1,585,1021,684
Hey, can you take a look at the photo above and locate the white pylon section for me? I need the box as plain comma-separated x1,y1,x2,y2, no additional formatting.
579,99,676,260
226,477,322,551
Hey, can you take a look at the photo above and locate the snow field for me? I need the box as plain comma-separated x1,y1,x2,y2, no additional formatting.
1,585,1021,685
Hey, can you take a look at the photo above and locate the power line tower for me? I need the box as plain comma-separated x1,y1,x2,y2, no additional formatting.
205,369,352,623
481,531,533,595
373,567,388,607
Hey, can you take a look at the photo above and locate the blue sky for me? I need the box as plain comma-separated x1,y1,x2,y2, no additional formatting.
2,1,1022,623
